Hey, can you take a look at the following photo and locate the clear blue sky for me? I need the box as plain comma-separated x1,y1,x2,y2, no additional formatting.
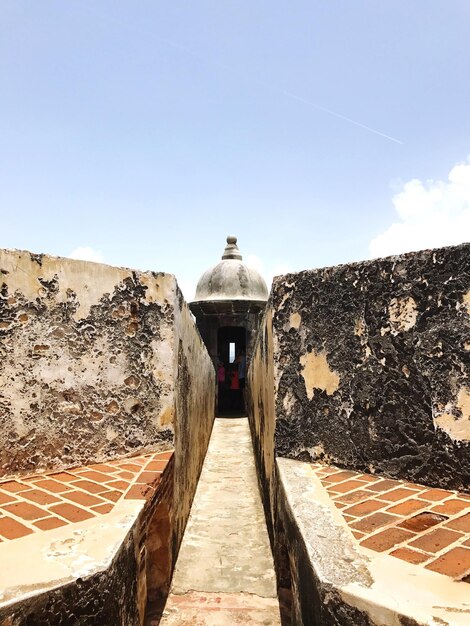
1,1,469,299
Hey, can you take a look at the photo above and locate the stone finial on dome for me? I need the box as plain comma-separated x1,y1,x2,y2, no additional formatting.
222,235,242,261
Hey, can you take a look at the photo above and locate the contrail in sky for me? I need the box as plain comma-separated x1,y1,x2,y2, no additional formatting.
81,4,403,147
282,91,403,145
156,37,404,145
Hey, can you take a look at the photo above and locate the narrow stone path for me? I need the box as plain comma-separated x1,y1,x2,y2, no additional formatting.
159,417,281,625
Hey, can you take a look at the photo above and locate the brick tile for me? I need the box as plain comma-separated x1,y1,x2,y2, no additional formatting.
0,516,33,539
431,499,469,516
3,501,46,521
50,503,94,522
154,451,173,460
0,491,17,505
334,501,347,509
117,470,135,480
124,458,147,466
352,530,365,540
135,472,161,485
323,470,359,483
445,513,470,533
390,547,431,565
21,489,61,505
398,512,447,533
92,503,114,514
116,463,142,472
419,488,453,502
328,480,366,494
62,491,104,507
315,467,338,475
48,472,77,483
98,490,122,502
344,499,387,517
342,514,355,522
33,479,72,493
409,528,463,553
355,474,380,483
105,459,122,467
87,464,118,473
71,480,107,494
464,538,470,547
335,490,373,505
351,512,399,533
33,517,68,531
425,547,470,578
0,481,29,493
125,484,153,500
379,488,419,502
367,479,400,493
360,527,413,552
75,471,110,483
145,460,168,471
103,480,129,491
386,499,427,516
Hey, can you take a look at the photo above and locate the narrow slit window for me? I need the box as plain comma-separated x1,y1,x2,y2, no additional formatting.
229,342,236,363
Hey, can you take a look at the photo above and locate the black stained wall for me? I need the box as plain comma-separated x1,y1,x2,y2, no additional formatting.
271,243,470,491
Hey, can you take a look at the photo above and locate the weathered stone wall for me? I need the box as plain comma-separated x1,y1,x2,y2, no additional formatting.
248,244,470,626
171,292,215,561
249,244,470,498
272,243,469,490
248,307,277,538
0,249,214,483
0,249,215,625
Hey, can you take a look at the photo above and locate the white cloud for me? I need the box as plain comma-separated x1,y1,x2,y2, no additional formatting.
177,277,197,302
245,253,265,276
246,254,291,291
370,158,470,259
68,246,104,263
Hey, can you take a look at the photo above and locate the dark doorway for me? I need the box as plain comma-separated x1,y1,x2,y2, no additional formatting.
217,326,246,416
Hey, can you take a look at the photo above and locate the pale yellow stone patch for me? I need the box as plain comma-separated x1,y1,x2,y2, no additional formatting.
289,312,301,329
388,296,418,333
159,405,174,426
463,290,470,314
434,387,470,442
354,318,366,337
0,250,133,321
457,387,470,419
299,351,340,400
283,389,296,413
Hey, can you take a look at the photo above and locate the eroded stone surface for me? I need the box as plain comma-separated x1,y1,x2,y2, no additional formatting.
271,244,470,490
0,249,214,481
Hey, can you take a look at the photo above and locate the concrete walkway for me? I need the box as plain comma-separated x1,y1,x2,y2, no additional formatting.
159,418,281,625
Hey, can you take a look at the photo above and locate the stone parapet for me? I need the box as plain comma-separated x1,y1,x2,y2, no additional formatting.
249,243,469,495
0,451,173,625
0,248,215,624
276,458,470,626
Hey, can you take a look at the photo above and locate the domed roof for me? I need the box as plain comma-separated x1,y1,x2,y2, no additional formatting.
192,236,269,303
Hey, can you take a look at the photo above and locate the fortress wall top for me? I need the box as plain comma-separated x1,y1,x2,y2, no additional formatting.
0,249,214,479
249,243,470,503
